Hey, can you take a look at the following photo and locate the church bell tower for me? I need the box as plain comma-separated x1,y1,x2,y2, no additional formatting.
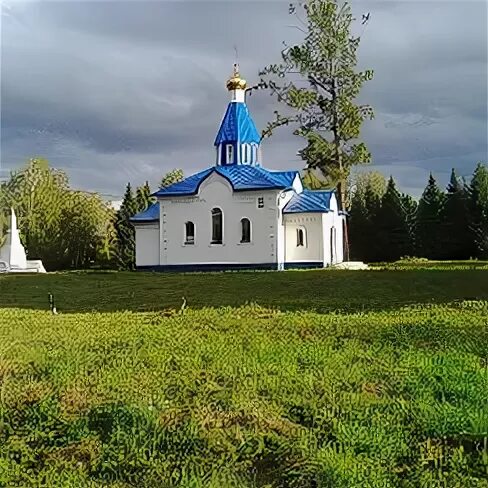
214,64,261,167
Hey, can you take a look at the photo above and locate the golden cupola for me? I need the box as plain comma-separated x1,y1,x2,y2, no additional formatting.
226,64,247,91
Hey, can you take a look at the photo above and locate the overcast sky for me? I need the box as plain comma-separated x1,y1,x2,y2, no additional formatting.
1,0,487,198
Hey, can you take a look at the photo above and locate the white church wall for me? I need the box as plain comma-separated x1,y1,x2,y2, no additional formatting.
276,190,296,268
284,213,324,264
135,224,160,267
321,194,344,265
159,172,281,267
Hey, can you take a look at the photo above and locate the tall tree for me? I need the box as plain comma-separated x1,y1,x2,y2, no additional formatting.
441,169,475,260
468,163,488,258
376,177,410,261
0,158,116,270
160,169,184,189
349,179,383,262
401,193,418,257
136,181,152,213
115,183,138,270
349,172,386,261
350,171,386,204
415,174,445,259
249,0,374,209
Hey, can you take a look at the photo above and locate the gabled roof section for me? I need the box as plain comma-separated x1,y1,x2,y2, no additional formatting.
283,190,334,214
214,102,260,146
130,202,159,222
152,166,299,197
152,168,214,198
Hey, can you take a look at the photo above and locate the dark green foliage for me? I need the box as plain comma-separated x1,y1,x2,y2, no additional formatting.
416,174,445,259
349,172,386,261
376,177,411,261
469,163,488,257
441,169,476,260
402,192,418,256
114,183,138,270
350,182,380,261
250,0,374,209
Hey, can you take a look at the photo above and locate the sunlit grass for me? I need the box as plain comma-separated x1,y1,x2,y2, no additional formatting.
1,295,487,486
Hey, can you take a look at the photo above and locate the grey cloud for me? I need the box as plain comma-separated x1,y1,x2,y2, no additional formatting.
1,0,486,197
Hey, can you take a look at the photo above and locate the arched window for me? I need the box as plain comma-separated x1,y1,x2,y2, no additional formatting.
185,221,195,245
240,218,251,243
297,227,306,247
226,144,234,165
211,208,223,244
242,144,250,164
252,144,258,163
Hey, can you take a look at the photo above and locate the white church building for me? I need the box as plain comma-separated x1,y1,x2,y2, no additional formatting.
131,66,346,272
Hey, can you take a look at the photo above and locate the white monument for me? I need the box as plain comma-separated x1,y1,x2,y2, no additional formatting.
0,208,46,273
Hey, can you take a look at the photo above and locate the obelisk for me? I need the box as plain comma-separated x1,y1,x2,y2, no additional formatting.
0,208,27,269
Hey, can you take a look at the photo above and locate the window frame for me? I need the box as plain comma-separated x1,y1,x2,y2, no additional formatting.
226,144,234,165
240,217,251,244
252,144,258,164
211,207,223,245
296,226,307,248
184,221,195,245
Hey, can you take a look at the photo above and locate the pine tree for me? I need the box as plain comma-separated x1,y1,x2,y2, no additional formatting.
416,174,445,259
115,183,138,270
441,169,475,260
376,177,410,262
468,163,488,258
402,193,418,257
249,0,374,209
136,181,152,213
362,182,382,261
349,188,368,260
349,172,386,261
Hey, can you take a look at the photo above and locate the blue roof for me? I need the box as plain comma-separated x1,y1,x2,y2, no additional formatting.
152,166,298,197
283,190,334,214
130,202,159,222
214,102,260,146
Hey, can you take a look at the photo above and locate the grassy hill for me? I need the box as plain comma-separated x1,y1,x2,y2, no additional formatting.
0,268,487,486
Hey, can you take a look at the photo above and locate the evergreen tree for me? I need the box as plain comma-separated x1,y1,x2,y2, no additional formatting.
115,183,138,270
402,193,418,257
349,187,368,260
362,182,383,261
349,172,386,261
441,169,476,260
376,177,410,261
416,174,445,259
136,181,152,213
468,163,488,257
249,0,374,209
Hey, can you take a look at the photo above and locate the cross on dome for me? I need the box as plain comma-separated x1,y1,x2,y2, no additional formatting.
226,63,247,91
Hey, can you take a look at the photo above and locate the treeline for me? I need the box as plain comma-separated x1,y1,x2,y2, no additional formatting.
0,159,183,270
1,158,486,269
349,164,488,262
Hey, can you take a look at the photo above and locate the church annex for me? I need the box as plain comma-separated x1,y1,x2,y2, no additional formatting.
131,65,345,271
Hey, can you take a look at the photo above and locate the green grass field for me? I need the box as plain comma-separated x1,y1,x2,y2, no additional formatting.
1,268,487,487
